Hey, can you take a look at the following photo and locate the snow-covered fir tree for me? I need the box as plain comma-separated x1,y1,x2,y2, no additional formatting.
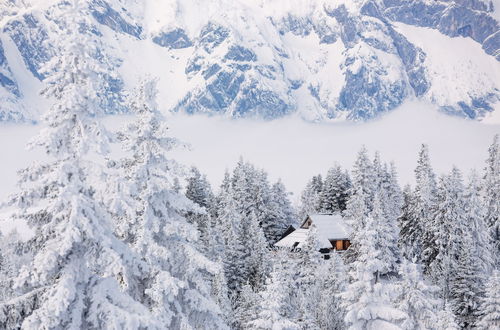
343,215,406,330
435,304,460,330
316,252,348,330
476,270,500,330
233,283,260,329
250,263,300,330
319,165,351,214
185,166,216,246
0,2,157,328
397,260,440,330
116,77,228,329
450,243,483,328
483,134,500,262
413,144,438,269
398,185,420,260
299,175,323,218
346,146,376,214
369,192,400,276
210,262,233,327
429,168,467,302
266,179,296,244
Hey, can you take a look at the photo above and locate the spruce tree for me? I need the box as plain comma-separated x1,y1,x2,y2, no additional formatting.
429,168,470,307
476,270,500,330
343,215,406,330
316,253,348,330
320,165,351,213
398,185,422,260
413,144,438,269
397,260,440,330
0,2,155,327
483,134,500,262
117,78,227,329
250,265,300,330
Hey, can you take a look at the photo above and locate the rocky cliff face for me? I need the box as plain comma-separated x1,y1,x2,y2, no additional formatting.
0,0,498,122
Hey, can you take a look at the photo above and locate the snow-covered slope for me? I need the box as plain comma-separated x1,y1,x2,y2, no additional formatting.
0,0,499,122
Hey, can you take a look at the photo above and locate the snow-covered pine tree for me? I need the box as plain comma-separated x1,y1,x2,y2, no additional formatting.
348,146,376,213
450,242,483,329
250,263,300,330
299,175,323,218
185,166,216,246
342,184,368,264
476,270,500,330
343,215,406,330
211,261,233,327
429,168,467,302
320,165,352,214
0,2,157,328
369,192,400,276
0,230,30,303
295,225,322,314
118,78,227,329
186,167,215,210
413,144,439,269
435,304,460,330
265,179,296,244
398,185,422,260
242,211,272,290
316,252,348,330
464,171,493,273
253,169,278,244
483,134,500,262
343,147,377,264
233,283,260,329
397,260,440,330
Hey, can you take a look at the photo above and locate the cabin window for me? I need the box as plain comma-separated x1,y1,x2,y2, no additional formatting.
336,240,343,250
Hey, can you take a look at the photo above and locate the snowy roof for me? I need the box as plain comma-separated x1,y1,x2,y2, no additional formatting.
274,213,351,249
306,213,352,241
274,228,309,248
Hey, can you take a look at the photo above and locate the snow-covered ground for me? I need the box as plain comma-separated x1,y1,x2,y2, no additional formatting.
1,100,498,212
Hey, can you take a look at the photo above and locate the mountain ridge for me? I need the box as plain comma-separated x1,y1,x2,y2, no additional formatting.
0,0,499,122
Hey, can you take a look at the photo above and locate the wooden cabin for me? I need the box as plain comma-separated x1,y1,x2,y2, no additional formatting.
274,213,352,256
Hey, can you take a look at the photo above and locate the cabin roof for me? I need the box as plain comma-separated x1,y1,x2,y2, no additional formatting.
304,213,352,241
274,213,351,249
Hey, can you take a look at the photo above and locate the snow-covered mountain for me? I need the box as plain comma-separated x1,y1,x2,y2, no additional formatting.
0,0,499,122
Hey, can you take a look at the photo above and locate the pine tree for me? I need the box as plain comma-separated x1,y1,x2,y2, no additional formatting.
211,262,233,327
398,185,422,260
476,270,500,330
0,2,156,328
429,168,467,301
347,146,376,213
320,165,351,214
413,144,438,269
250,265,300,330
242,211,272,290
233,284,260,329
299,175,323,218
266,179,296,244
465,172,494,273
369,192,400,275
316,253,348,330
450,245,483,328
116,78,227,329
483,134,500,262
397,260,440,330
343,216,406,330
185,166,215,246
435,305,460,330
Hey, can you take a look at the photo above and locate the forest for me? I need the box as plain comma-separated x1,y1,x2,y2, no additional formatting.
0,2,499,329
